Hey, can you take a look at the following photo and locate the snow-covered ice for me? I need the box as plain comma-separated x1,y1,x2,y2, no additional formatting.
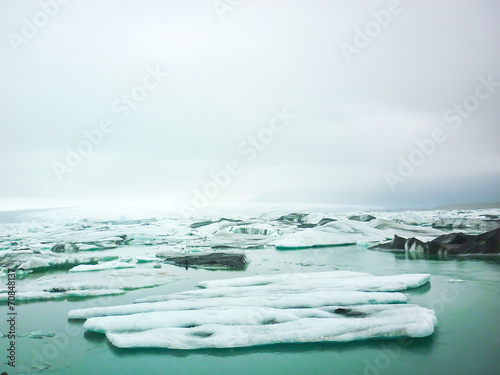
69,290,409,319
105,304,436,349
0,268,178,302
274,219,390,249
69,270,436,349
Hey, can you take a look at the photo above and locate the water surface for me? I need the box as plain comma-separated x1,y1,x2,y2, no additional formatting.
3,245,500,375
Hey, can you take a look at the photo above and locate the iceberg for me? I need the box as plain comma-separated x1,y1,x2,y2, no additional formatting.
70,271,436,349
370,228,500,256
106,304,436,349
367,219,445,239
195,271,429,290
274,219,389,249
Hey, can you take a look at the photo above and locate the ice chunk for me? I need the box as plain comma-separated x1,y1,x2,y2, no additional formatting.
105,304,436,349
368,219,445,239
69,262,134,272
84,304,430,334
69,290,408,319
432,217,500,231
70,270,435,350
196,271,372,289
274,219,389,249
18,257,53,270
2,268,178,303
195,271,430,290
0,251,99,273
0,291,66,302
21,331,56,339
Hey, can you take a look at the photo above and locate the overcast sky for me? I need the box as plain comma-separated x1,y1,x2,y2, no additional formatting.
1,0,499,212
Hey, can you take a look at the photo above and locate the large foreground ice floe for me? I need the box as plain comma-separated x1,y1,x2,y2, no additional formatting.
69,271,436,349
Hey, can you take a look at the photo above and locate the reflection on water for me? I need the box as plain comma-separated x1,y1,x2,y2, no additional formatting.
393,252,500,263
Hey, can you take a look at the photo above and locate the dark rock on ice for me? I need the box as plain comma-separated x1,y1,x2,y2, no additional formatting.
369,235,407,251
405,238,428,253
427,228,500,255
333,307,367,318
49,287,68,293
348,214,376,222
370,228,500,256
156,251,249,270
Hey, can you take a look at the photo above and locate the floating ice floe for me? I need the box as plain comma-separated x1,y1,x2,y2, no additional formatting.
69,271,436,349
69,261,135,272
0,251,100,273
19,331,56,339
367,219,445,240
274,219,390,249
0,291,66,302
0,268,178,302
272,216,449,250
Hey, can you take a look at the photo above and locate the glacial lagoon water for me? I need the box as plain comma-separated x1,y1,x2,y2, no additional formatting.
4,245,500,375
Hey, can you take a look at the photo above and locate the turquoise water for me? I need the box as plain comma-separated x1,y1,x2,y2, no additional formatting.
3,245,500,375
